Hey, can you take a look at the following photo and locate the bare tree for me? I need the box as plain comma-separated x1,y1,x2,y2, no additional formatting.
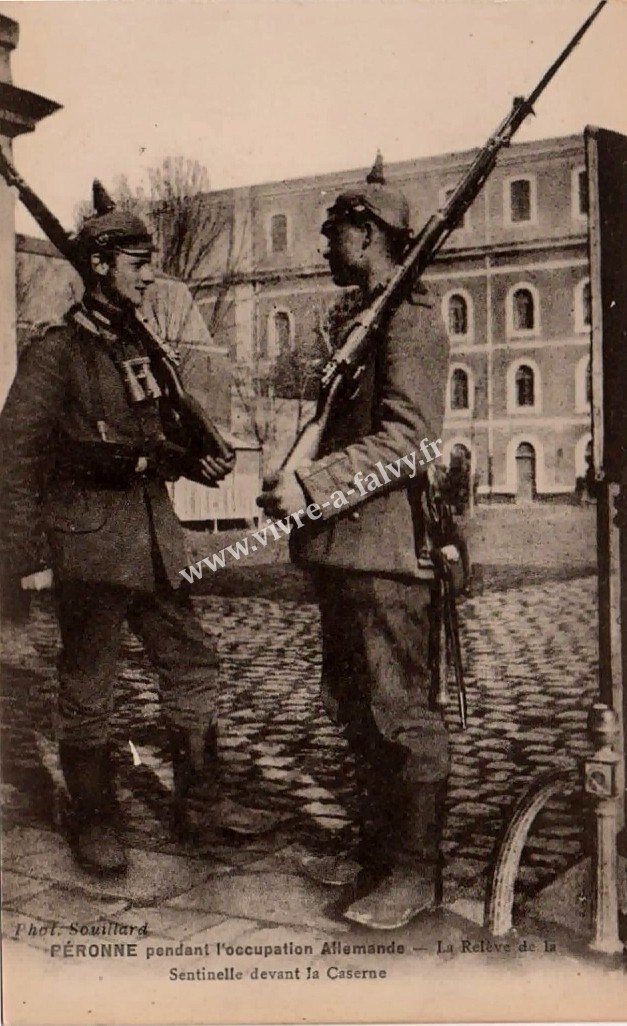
74,157,245,342
232,301,330,469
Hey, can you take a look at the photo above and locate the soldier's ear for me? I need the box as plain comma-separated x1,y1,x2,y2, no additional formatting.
90,252,111,278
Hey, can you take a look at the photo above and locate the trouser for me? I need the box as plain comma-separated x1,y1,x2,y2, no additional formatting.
54,579,219,746
314,568,449,858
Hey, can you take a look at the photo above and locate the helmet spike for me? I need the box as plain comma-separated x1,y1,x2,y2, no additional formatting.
92,179,116,216
366,150,385,185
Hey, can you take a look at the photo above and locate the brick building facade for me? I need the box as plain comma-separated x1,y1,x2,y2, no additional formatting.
193,133,592,501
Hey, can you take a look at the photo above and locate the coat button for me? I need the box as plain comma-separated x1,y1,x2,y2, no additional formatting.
350,510,360,520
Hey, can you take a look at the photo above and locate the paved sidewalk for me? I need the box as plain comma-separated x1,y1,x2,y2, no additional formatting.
0,574,602,962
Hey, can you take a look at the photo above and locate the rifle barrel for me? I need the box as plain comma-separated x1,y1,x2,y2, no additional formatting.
527,0,607,109
315,0,608,396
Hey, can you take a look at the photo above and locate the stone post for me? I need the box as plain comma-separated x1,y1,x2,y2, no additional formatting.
585,702,623,955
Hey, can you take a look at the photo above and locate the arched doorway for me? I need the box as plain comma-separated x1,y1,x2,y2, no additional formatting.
515,442,536,502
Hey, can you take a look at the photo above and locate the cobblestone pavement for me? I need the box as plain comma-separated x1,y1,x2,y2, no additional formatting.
1,574,599,950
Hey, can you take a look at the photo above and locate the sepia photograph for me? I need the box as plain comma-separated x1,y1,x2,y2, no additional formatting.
0,1,626,1023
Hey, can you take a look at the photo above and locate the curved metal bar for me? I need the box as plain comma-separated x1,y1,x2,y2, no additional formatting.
485,771,575,936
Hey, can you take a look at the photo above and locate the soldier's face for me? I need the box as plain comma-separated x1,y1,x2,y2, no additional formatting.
108,252,155,308
322,220,368,287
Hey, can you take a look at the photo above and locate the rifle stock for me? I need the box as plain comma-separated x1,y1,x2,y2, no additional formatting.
281,0,606,473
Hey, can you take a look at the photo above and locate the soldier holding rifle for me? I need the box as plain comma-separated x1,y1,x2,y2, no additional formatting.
0,186,264,877
260,159,450,929
259,1,607,928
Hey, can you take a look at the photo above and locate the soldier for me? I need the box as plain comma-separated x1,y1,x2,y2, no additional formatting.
260,158,450,929
0,186,263,877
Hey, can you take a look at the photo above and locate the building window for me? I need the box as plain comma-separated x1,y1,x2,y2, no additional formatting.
449,294,468,336
583,281,591,326
266,307,294,357
506,177,536,224
515,365,535,407
441,186,469,230
575,278,591,333
512,288,535,332
270,214,288,254
572,166,588,219
449,367,472,412
442,289,473,342
274,310,291,351
575,354,593,412
507,283,540,337
575,433,593,479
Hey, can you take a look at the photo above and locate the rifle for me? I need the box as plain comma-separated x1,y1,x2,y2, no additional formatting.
0,147,234,486
279,0,607,474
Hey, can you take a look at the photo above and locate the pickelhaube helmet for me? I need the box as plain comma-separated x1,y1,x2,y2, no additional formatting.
77,180,154,255
322,152,411,239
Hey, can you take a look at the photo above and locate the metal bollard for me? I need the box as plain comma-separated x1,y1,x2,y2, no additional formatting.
585,703,623,955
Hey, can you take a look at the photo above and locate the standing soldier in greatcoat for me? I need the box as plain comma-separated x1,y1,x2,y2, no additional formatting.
260,158,451,929
0,187,266,877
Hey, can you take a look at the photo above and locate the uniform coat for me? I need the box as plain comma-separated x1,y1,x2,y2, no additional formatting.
0,302,216,747
0,305,188,592
292,287,449,573
291,285,451,787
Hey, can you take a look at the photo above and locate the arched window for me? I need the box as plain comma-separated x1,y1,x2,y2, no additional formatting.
515,365,535,407
450,368,469,410
270,214,288,254
513,288,535,332
575,279,591,332
448,294,468,337
572,167,588,219
442,289,473,342
583,281,591,327
575,434,593,479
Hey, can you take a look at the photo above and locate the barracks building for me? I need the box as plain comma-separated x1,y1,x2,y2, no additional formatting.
190,132,593,503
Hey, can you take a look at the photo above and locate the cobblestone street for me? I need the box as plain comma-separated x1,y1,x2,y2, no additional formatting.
0,570,601,956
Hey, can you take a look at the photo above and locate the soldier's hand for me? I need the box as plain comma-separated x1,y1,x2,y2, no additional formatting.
197,454,234,485
257,470,306,520
21,569,54,591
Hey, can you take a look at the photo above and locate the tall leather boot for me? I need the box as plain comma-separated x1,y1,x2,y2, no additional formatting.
167,722,221,840
166,723,285,841
343,780,446,930
58,743,128,877
299,742,401,888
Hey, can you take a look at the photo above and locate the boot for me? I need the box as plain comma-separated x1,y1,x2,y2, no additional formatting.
299,749,399,888
166,723,286,841
167,722,221,840
343,781,446,930
58,743,128,877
